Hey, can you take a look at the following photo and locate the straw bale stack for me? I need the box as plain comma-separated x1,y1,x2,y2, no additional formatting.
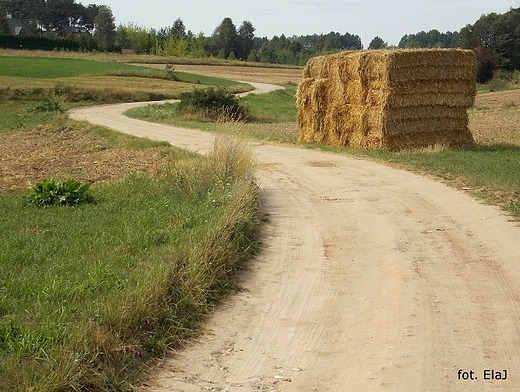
297,49,477,150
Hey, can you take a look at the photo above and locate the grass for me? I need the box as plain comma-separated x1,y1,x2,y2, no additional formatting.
0,55,150,79
0,53,260,389
126,85,300,143
0,55,252,103
0,100,64,132
0,129,258,390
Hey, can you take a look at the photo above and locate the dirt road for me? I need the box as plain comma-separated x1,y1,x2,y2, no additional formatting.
69,85,520,391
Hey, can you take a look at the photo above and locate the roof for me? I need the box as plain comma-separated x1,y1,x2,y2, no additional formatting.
8,17,35,35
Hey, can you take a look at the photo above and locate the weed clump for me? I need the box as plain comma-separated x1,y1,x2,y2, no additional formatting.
178,87,249,122
25,179,93,206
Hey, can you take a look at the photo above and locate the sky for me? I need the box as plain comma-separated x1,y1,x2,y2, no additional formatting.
97,0,520,47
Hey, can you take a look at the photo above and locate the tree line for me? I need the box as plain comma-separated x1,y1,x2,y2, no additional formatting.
0,0,362,65
458,7,520,74
113,17,363,66
0,0,100,30
1,0,520,75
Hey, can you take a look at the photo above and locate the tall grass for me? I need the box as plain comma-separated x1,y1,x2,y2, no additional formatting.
0,136,259,391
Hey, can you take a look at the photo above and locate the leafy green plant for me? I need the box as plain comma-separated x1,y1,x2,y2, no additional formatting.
25,179,93,206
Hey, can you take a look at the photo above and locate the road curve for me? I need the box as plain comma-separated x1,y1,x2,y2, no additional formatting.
69,85,520,392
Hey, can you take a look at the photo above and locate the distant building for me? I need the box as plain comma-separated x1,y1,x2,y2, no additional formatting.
52,25,90,38
7,17,36,36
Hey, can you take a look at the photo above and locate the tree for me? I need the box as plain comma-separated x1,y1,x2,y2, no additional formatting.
116,23,154,53
459,7,520,71
94,5,115,51
474,47,499,83
237,20,255,60
45,0,81,28
171,17,186,39
1,0,101,32
398,30,459,49
79,3,101,30
340,32,362,50
368,36,386,49
0,6,9,33
211,17,238,58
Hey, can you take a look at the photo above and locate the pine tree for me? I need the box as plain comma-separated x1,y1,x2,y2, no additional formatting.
94,6,116,51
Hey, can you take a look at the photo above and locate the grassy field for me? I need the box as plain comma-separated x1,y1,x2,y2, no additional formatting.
0,52,260,391
0,55,251,103
126,86,300,143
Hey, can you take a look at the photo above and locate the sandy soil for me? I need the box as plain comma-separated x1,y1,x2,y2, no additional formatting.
68,85,520,391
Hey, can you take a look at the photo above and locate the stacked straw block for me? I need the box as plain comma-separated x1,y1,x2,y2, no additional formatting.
297,49,477,150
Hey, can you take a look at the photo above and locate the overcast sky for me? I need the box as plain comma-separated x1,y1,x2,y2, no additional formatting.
98,0,520,47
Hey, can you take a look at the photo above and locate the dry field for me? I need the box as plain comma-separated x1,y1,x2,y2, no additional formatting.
0,74,192,100
1,88,519,194
470,89,520,145
164,64,302,85
0,125,171,192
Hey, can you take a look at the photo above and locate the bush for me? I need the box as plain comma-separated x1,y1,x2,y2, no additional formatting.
177,87,249,122
25,179,93,206
475,47,499,84
31,96,64,113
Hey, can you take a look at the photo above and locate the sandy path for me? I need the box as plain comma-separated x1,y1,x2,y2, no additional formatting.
68,84,520,391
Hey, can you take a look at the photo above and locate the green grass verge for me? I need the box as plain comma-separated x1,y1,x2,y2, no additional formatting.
0,56,240,87
0,117,259,390
241,86,298,122
126,85,298,124
125,85,300,143
0,100,64,133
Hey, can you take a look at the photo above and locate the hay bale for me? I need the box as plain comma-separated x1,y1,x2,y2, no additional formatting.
302,55,330,79
297,78,329,143
296,48,477,150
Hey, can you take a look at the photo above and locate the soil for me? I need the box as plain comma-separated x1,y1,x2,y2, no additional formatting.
67,85,520,391
0,125,171,193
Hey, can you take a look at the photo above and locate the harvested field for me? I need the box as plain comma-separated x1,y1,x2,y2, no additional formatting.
297,49,477,150
470,89,520,146
140,63,303,85
0,126,171,192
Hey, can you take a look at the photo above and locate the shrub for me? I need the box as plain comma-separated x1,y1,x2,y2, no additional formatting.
25,179,93,206
165,63,179,81
475,47,499,84
31,96,64,113
177,87,249,122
